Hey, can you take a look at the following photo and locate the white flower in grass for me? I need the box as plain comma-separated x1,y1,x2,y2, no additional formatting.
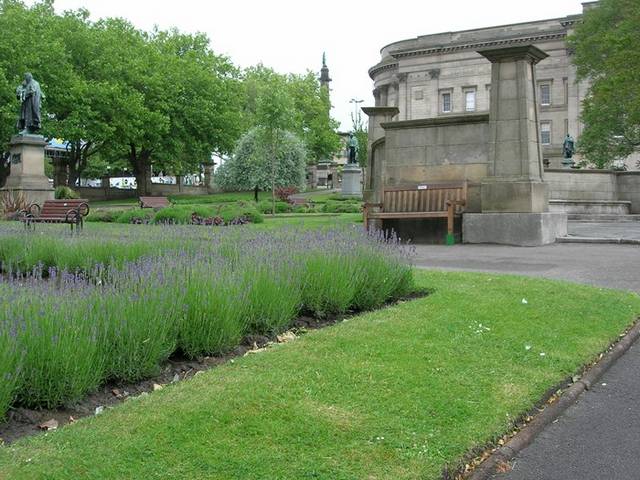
525,345,532,351
522,298,528,304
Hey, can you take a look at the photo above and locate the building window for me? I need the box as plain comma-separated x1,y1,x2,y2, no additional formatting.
540,122,551,145
464,89,476,111
539,83,551,106
441,92,452,113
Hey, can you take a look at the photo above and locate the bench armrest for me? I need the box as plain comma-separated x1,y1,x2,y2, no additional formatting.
20,203,41,218
65,208,81,223
364,202,383,208
77,202,90,217
445,199,466,207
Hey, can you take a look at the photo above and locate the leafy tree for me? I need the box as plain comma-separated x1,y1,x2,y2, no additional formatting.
242,66,340,164
351,108,368,168
569,0,640,168
215,127,306,201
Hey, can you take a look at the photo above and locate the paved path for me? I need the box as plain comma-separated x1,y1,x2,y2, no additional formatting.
413,240,640,480
414,242,639,293
566,221,640,242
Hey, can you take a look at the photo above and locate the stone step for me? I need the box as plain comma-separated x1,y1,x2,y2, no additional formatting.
557,236,640,245
549,199,631,215
568,214,640,222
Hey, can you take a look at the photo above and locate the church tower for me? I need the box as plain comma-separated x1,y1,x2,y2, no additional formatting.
319,52,331,90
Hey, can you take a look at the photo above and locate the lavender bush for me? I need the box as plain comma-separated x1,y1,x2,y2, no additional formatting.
0,225,414,416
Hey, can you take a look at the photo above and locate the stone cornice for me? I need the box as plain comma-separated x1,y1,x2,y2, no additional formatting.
381,113,489,130
391,31,566,60
368,62,398,80
362,106,400,117
477,45,549,64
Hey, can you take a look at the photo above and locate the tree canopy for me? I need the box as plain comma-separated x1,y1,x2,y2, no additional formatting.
569,0,640,168
215,127,306,193
0,0,340,192
242,66,341,164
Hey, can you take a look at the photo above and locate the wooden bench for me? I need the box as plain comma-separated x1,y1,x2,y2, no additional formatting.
364,182,467,244
21,199,90,231
139,196,170,209
288,196,314,207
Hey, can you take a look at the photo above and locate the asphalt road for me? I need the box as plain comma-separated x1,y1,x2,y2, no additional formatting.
412,240,640,480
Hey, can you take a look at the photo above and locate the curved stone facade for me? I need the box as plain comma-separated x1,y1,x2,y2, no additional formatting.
368,6,591,168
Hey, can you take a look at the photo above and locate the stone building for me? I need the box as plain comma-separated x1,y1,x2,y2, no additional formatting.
368,2,597,168
362,2,640,245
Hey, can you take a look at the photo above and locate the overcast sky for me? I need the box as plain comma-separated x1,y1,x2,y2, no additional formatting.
35,0,586,130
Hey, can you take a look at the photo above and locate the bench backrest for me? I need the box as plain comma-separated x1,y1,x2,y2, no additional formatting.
140,196,170,208
40,199,90,217
382,182,467,213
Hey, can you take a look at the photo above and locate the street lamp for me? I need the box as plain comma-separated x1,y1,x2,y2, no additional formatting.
349,98,364,122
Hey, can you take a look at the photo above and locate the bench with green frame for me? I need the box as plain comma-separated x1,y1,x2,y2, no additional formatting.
363,182,467,245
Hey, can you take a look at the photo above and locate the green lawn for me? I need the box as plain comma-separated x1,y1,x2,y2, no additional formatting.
1,270,638,479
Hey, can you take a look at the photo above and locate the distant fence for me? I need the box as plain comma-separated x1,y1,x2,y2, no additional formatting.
76,182,210,202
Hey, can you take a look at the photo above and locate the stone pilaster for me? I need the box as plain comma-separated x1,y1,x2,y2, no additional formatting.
478,45,549,213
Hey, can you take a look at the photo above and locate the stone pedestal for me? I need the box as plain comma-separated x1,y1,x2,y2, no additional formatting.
341,163,362,197
467,45,567,245
463,212,567,246
1,134,54,205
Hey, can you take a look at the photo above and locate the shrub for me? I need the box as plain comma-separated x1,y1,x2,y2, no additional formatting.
0,227,414,413
322,200,362,214
86,209,127,223
275,186,299,202
54,186,80,199
257,200,292,214
116,208,155,224
0,190,29,219
0,314,21,419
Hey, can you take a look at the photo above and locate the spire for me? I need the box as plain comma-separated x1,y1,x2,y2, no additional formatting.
320,52,331,89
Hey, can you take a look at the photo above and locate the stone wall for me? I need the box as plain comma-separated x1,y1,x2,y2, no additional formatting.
380,113,490,186
618,172,640,214
544,169,617,201
545,169,640,213
76,183,209,202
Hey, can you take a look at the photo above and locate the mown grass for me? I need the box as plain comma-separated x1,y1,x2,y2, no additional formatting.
1,270,638,479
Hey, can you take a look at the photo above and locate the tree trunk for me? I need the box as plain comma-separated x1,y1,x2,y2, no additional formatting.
0,153,10,189
254,185,259,202
130,144,152,196
52,158,67,187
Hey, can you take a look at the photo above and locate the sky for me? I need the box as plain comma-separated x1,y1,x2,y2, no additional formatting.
33,0,586,130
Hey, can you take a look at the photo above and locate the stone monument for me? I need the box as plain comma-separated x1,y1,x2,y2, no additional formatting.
341,132,362,196
462,46,567,246
561,134,575,168
1,73,54,205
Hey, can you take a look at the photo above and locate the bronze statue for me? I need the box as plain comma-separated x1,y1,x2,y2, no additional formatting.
16,73,44,134
562,134,575,159
347,133,359,164
562,134,575,168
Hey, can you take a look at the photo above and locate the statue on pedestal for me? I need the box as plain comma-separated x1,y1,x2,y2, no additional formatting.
16,73,44,134
347,133,359,164
562,134,575,168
